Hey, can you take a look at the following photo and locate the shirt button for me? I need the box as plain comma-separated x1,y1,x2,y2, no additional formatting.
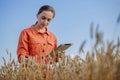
43,43,46,46
42,49,45,52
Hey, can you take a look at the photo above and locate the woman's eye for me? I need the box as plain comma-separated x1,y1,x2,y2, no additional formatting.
47,19,51,22
41,16,46,20
41,16,51,22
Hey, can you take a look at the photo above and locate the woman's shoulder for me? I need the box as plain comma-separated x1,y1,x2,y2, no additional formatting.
47,30,57,41
48,30,56,37
21,25,34,33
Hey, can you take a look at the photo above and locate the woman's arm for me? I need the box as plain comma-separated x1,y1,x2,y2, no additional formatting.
17,30,29,62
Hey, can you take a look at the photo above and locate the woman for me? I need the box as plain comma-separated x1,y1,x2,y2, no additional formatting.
17,5,58,63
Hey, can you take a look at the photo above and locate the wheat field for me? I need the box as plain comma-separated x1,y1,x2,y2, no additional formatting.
0,26,120,80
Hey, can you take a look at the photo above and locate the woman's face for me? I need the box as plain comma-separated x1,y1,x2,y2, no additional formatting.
37,11,54,29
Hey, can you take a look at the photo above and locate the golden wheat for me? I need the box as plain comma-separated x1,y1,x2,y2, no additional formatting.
0,27,120,80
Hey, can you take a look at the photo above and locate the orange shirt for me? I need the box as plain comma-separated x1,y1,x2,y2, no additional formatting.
17,25,57,62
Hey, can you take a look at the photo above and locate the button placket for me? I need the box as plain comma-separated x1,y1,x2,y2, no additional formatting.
42,43,45,53
41,33,48,54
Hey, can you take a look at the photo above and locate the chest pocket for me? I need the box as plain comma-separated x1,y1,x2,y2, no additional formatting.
47,40,54,47
46,40,55,53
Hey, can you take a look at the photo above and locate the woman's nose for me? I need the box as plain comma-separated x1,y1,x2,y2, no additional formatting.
43,20,48,24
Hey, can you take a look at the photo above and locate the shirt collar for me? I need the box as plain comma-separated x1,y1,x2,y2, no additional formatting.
32,25,50,35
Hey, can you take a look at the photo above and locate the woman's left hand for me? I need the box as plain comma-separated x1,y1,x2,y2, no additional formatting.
57,50,65,58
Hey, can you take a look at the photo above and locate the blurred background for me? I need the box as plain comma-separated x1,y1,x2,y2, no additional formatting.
0,0,120,66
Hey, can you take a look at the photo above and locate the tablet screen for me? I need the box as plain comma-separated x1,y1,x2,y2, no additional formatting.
55,44,72,52
50,43,72,57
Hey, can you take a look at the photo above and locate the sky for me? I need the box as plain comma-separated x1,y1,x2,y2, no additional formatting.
0,0,120,66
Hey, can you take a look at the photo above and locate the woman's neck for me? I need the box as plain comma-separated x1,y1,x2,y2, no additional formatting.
35,24,46,33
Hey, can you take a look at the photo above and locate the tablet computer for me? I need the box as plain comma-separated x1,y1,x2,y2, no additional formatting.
50,43,72,57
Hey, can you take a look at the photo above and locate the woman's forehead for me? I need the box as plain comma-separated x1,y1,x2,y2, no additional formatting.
39,11,54,19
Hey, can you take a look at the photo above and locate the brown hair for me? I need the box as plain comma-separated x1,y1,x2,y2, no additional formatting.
37,5,55,18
